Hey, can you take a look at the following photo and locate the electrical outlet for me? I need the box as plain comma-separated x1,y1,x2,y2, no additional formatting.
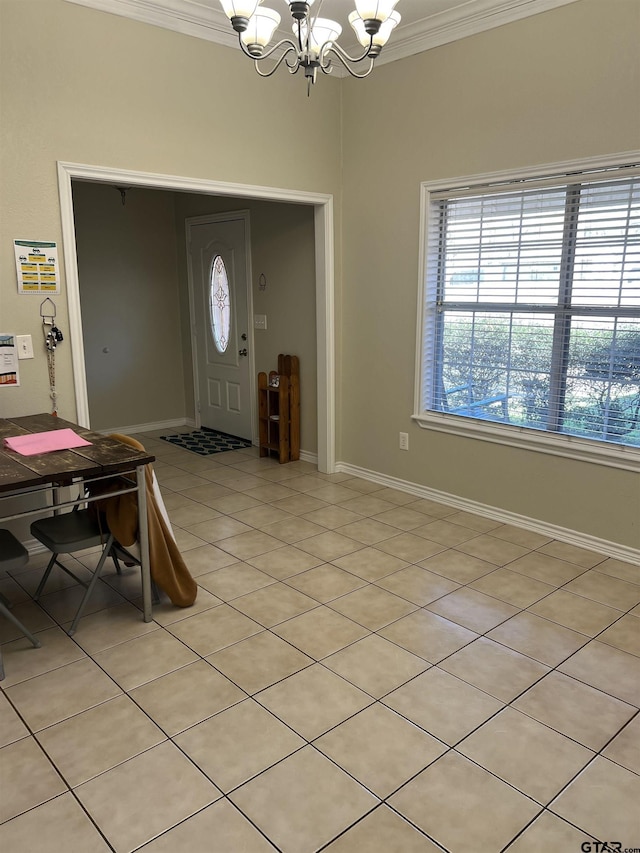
399,432,409,451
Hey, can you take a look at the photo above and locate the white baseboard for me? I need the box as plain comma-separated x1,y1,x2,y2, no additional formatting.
336,461,640,566
95,418,196,436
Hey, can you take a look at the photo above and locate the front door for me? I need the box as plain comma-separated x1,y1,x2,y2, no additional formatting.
187,212,252,440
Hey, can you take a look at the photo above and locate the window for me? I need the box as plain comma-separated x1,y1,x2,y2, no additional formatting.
209,254,231,353
417,159,640,468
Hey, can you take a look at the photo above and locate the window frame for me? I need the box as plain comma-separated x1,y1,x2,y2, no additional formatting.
413,152,640,474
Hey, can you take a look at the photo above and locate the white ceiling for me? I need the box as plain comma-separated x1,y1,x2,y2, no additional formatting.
66,0,579,66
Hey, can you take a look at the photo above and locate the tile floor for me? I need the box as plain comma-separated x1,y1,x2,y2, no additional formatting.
1,433,639,852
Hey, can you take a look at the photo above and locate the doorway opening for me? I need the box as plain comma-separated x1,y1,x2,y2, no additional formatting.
58,161,335,472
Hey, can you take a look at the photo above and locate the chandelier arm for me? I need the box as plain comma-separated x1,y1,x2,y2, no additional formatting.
319,35,374,70
253,46,301,77
237,32,301,64
321,44,376,79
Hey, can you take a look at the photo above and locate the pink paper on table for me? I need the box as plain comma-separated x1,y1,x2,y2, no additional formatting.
4,428,92,456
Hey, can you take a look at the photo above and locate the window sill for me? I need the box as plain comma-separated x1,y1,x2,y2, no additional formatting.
412,411,640,473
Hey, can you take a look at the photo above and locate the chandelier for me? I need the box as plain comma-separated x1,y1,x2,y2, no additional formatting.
218,1,401,91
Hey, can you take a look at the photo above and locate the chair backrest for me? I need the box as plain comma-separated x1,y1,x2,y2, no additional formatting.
0,529,29,574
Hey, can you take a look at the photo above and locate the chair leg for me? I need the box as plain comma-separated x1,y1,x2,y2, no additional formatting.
33,553,60,601
0,601,42,650
68,535,114,636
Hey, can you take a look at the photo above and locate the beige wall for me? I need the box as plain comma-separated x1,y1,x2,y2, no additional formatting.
173,194,318,453
73,182,186,429
340,0,640,548
0,0,341,423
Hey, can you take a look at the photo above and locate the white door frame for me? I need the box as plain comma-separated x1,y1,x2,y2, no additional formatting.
57,161,335,473
185,210,255,439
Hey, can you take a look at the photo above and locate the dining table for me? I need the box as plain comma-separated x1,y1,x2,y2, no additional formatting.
0,413,156,622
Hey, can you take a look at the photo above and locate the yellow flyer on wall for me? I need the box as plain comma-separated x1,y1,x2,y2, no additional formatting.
14,239,60,295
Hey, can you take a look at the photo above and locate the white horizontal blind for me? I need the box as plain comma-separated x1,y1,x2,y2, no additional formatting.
422,169,640,447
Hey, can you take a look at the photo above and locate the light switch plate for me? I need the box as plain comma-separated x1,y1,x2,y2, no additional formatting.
17,335,34,359
254,314,267,330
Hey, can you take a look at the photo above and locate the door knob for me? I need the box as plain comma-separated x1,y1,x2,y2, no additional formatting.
238,348,248,357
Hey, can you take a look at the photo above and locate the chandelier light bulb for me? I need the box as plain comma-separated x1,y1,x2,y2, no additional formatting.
298,17,342,55
350,8,401,48
354,0,399,24
241,6,281,55
220,0,263,31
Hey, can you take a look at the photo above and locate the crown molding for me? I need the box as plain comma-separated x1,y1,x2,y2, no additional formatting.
65,0,580,65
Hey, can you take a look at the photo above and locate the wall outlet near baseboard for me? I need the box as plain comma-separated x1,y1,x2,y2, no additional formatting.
399,432,409,451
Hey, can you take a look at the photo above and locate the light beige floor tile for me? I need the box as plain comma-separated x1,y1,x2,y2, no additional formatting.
454,534,530,566
375,533,444,563
138,798,277,852
371,506,433,531
92,628,198,689
337,518,402,545
440,637,550,702
0,624,85,687
488,611,589,666
444,511,502,532
323,805,443,852
257,663,373,739
593,557,640,585
183,543,251,576
167,501,221,527
389,751,539,852
231,583,318,627
6,657,121,731
406,498,457,519
550,757,640,844
332,547,409,582
458,706,593,804
179,482,236,504
379,609,478,663
371,487,417,507
528,588,622,636
216,530,284,560
195,562,275,600
146,586,221,625
175,698,305,792
172,528,207,552
337,495,397,517
230,746,378,853
505,811,595,852
602,713,640,773
37,694,165,786
375,566,460,606
75,740,220,853
307,483,364,504
413,518,480,546
340,478,385,495
243,484,299,503
513,670,637,751
274,494,330,515
539,541,607,568
204,492,262,513
489,524,553,550
184,516,253,543
563,570,640,611
426,587,519,633
329,584,418,630
272,606,369,659
166,603,263,656
0,737,66,823
383,667,503,744
300,505,364,530
10,561,93,598
315,704,446,797
260,516,326,543
470,567,555,608
0,691,29,746
295,530,364,561
246,545,324,579
508,552,589,586
595,614,640,657
419,548,496,583
0,598,56,644
284,563,367,602
558,640,640,706
130,659,245,734
230,506,295,530
0,792,112,853
323,634,428,699
206,630,312,694
65,601,159,654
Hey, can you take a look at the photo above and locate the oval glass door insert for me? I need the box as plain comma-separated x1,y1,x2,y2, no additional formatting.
210,254,230,353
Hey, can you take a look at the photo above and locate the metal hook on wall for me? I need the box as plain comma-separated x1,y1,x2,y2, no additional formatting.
40,297,56,326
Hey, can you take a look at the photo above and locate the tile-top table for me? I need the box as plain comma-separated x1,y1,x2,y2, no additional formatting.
0,414,155,621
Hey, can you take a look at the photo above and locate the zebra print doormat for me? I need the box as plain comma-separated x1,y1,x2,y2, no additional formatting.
160,427,252,456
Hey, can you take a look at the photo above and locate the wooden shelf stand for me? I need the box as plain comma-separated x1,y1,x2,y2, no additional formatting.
258,354,300,464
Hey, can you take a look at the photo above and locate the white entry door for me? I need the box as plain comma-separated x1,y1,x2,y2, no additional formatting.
187,212,253,440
